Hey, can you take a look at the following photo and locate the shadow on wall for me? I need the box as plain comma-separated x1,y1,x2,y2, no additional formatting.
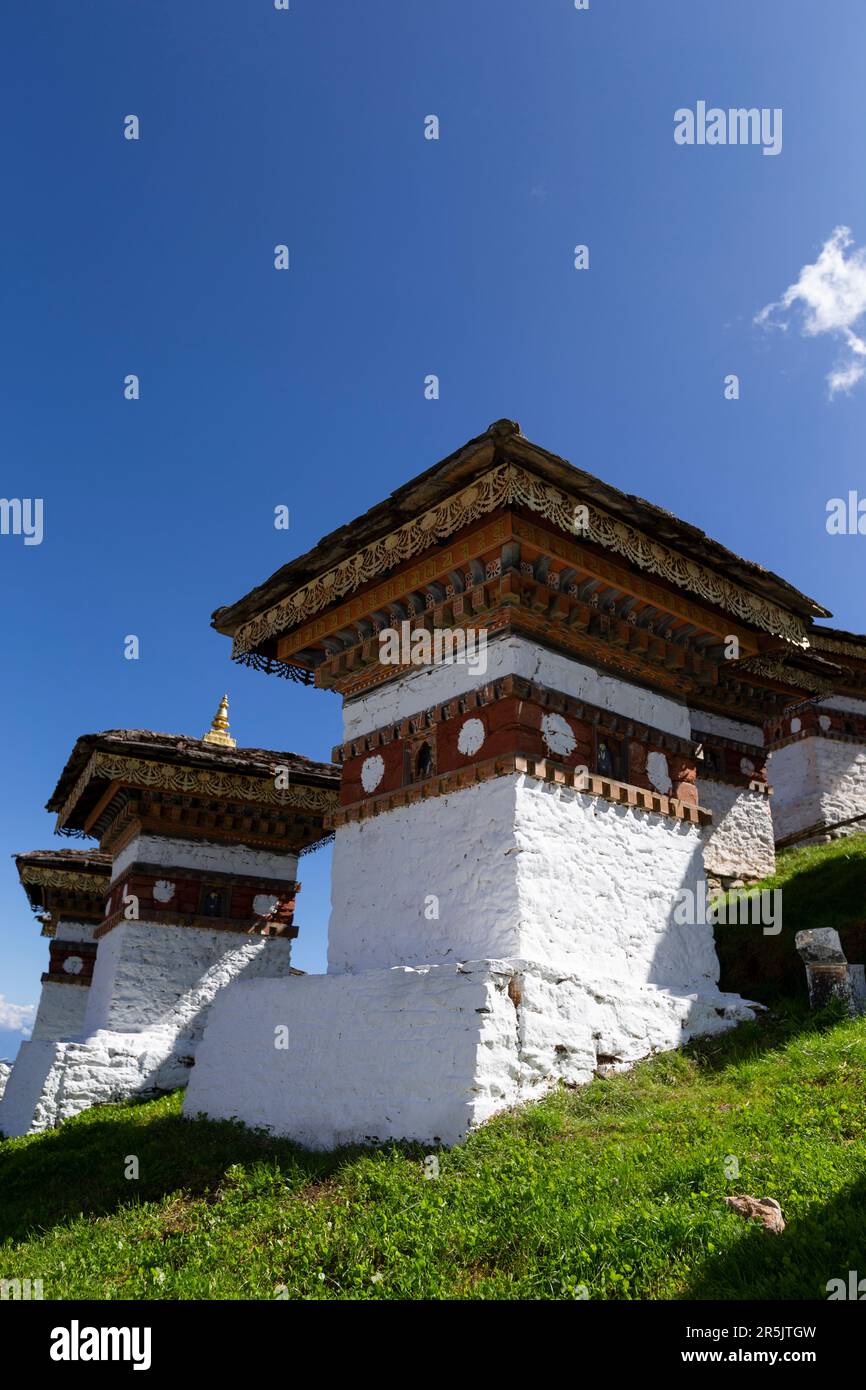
645,819,719,994
699,782,775,883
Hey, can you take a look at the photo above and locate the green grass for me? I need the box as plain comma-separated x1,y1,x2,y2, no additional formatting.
4,838,866,1301
2,1002,865,1300
715,831,866,1003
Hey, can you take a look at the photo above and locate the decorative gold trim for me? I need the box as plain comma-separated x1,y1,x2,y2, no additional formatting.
738,655,836,699
236,467,512,656
810,633,866,659
232,463,809,656
18,865,109,893
55,751,339,832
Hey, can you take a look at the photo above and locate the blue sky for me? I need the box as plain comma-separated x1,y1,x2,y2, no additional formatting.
2,0,865,1052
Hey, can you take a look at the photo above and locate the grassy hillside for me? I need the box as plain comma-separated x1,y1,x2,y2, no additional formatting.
3,837,865,1301
2,1002,864,1300
715,832,866,1002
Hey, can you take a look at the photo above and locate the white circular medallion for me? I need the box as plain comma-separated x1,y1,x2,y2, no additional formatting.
62,956,84,976
153,879,175,904
646,751,672,794
790,717,802,733
541,713,576,758
361,754,385,794
457,717,485,756
818,714,832,731
740,757,755,775
253,893,280,918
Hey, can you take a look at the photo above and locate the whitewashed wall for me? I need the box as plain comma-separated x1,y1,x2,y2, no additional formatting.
184,958,754,1149
813,737,866,829
0,1029,190,1138
769,736,866,842
690,709,764,746
328,777,523,973
768,739,822,843
0,1042,53,1135
31,982,90,1043
512,777,712,984
329,773,711,982
343,635,691,741
54,919,99,944
110,834,298,886
697,780,775,881
84,921,293,1038
0,925,294,1137
820,695,866,717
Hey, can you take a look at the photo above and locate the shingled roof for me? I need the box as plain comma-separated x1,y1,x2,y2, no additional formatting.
212,419,831,643
15,849,112,870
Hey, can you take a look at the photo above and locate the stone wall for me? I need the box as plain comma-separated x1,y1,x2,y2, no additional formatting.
0,925,294,1137
689,708,773,882
328,773,710,980
769,736,866,843
512,775,711,985
816,738,866,830
328,776,522,973
31,981,91,1043
184,958,753,1149
0,1029,189,1138
83,921,293,1039
697,779,776,883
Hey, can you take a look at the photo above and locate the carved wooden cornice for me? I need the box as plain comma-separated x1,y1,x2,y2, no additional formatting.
232,463,809,658
810,633,866,660
54,750,339,833
18,864,108,895
737,655,836,699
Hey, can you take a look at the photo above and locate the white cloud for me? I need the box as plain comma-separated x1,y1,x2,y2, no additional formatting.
0,994,36,1035
755,226,866,396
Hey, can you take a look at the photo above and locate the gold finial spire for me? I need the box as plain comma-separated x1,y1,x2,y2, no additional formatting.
203,693,236,748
